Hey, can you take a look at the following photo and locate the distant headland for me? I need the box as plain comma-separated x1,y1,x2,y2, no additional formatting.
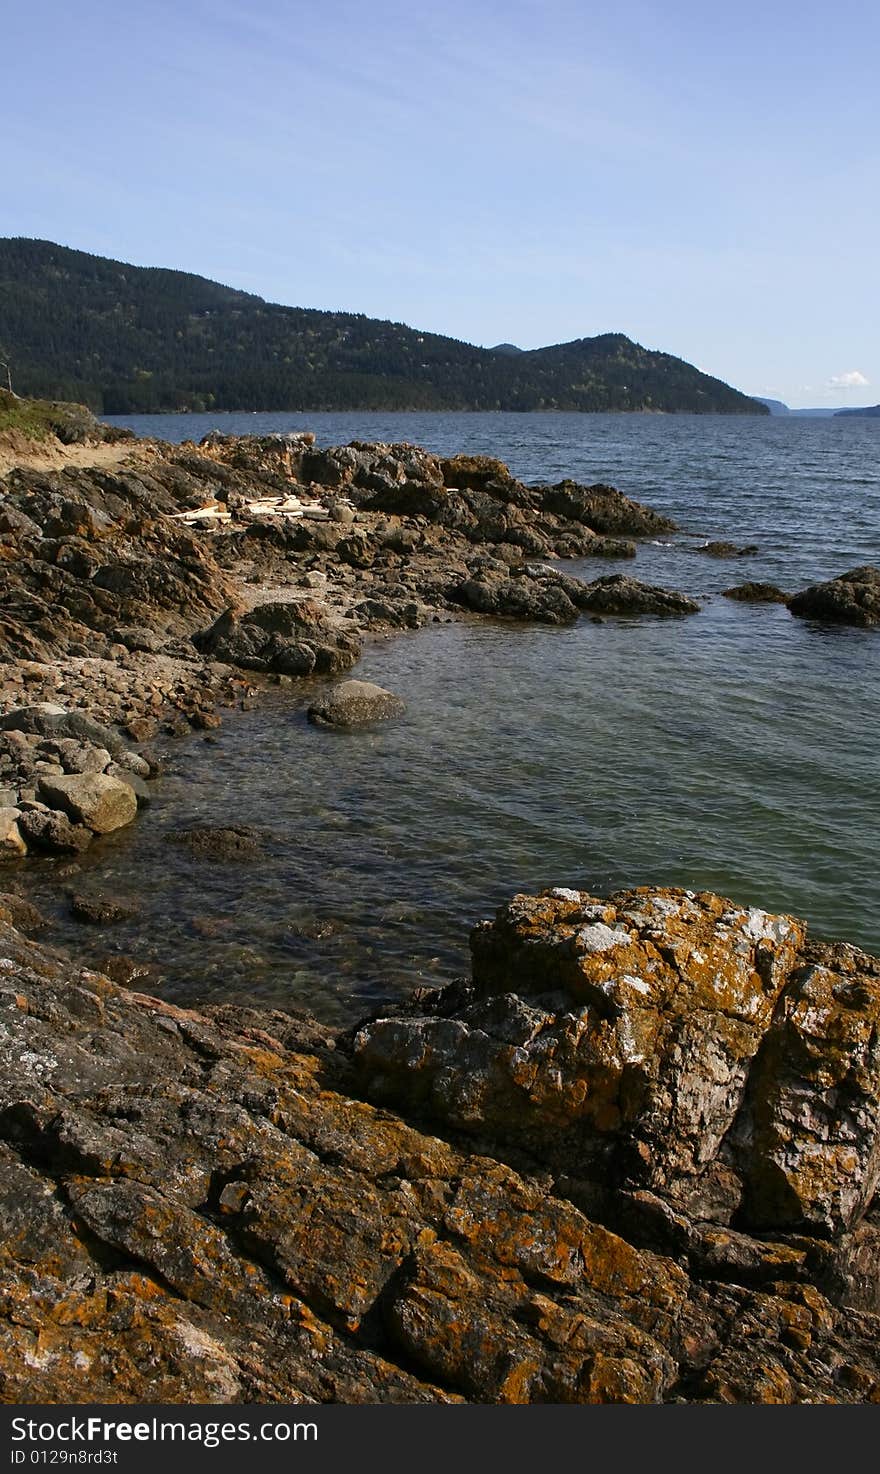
752,397,879,418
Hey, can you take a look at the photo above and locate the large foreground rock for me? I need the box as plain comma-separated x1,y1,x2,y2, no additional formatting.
356,887,880,1257
1,889,880,1403
0,919,684,1404
788,566,880,627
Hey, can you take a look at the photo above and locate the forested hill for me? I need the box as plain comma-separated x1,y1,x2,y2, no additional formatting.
0,239,765,415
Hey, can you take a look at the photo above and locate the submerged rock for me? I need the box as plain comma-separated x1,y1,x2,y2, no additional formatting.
164,824,268,861
69,892,140,925
788,566,880,627
308,679,406,727
0,892,46,933
723,582,790,603
695,541,759,558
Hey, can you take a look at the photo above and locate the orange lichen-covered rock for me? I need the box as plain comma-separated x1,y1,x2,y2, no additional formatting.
736,940,880,1235
0,914,688,1405
355,887,807,1212
2,889,880,1404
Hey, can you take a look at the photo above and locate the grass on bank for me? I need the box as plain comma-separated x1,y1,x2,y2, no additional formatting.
0,389,111,446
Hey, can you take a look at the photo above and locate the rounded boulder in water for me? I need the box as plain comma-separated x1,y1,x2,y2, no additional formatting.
36,772,138,834
307,679,406,728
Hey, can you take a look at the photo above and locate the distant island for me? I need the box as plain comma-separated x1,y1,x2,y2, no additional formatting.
835,404,880,417
0,237,765,416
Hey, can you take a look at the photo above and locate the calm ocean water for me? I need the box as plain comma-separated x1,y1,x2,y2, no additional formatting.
26,412,880,1023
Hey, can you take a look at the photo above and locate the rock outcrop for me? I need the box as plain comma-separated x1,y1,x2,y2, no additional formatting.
194,602,362,678
572,574,700,618
1,887,880,1404
448,566,698,624
788,566,880,628
537,480,675,538
0,429,687,703
723,583,789,604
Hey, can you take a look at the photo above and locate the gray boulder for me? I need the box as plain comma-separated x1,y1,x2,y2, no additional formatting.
308,680,406,728
37,773,138,834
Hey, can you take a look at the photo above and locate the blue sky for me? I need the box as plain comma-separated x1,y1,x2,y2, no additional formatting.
4,0,878,406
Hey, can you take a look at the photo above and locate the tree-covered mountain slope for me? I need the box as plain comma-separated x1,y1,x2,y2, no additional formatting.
0,238,766,415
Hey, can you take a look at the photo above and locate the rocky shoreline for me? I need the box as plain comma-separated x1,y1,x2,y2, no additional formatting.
1,421,876,860
1,414,879,1403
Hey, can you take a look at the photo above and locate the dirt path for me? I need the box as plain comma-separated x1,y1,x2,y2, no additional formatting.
0,434,155,479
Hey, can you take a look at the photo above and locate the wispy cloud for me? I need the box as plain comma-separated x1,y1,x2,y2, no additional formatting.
828,369,870,390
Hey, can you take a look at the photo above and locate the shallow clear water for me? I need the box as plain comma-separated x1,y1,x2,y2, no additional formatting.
24,413,880,1024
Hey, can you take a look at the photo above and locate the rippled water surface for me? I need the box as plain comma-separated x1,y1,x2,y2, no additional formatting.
25,412,880,1024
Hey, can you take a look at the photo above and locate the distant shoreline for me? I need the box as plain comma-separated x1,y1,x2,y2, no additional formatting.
101,406,767,419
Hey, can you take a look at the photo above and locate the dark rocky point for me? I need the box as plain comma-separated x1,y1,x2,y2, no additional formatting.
574,574,700,618
788,566,880,627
